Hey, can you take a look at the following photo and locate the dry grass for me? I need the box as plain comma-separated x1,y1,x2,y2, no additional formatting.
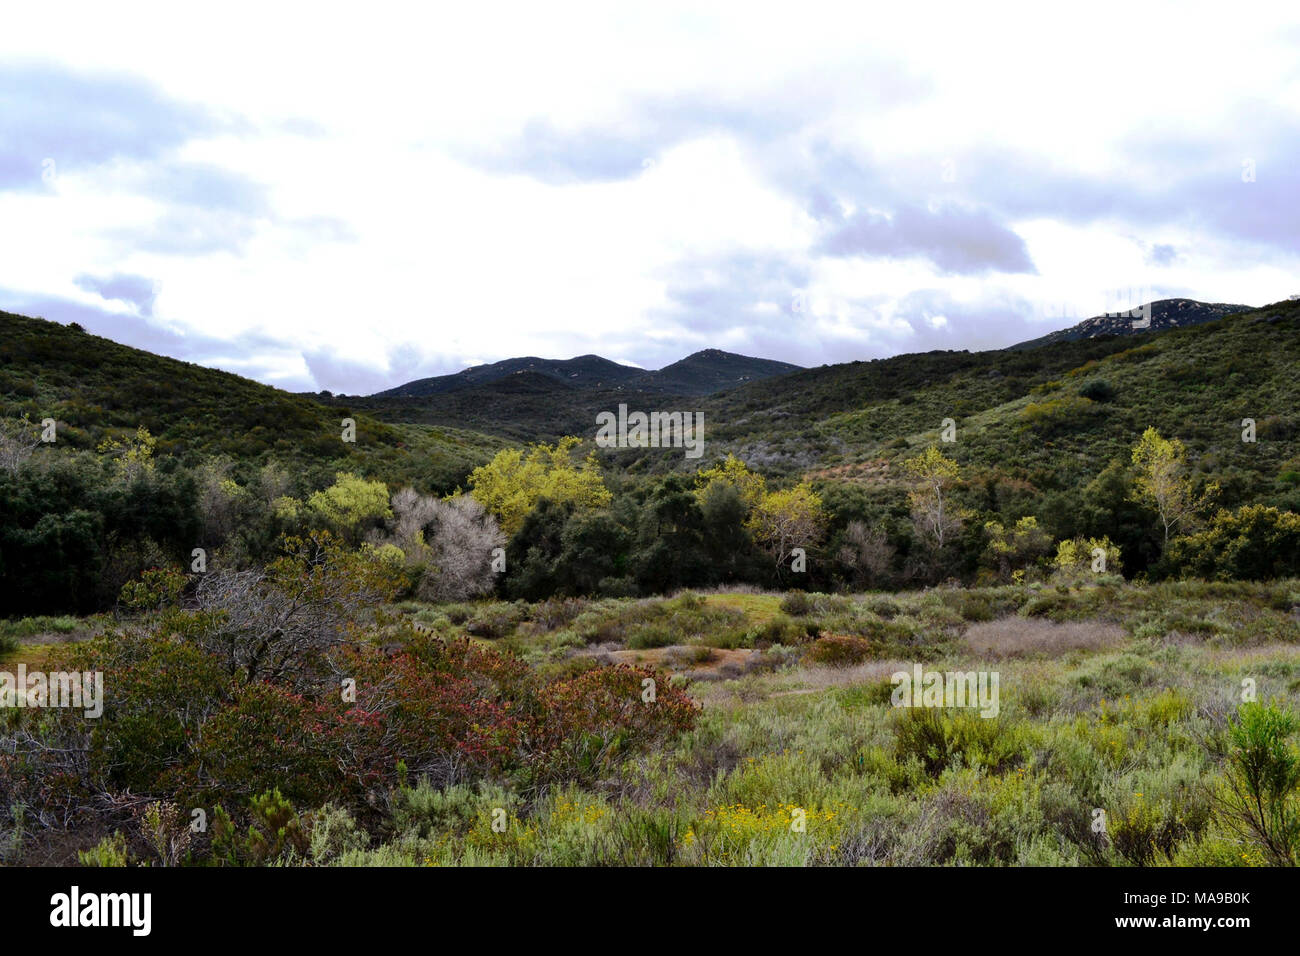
964,617,1126,659
1201,641,1300,669
590,644,759,678
773,659,914,694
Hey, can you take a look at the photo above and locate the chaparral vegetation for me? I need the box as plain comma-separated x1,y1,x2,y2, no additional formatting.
1,301,1298,866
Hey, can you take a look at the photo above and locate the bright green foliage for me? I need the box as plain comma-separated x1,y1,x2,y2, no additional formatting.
468,436,611,536
903,446,962,551
747,481,827,572
303,472,393,542
96,425,156,479
983,516,1053,583
695,454,767,511
1130,427,1218,546
1052,535,1122,582
1221,702,1300,865
77,832,130,867
1167,505,1300,580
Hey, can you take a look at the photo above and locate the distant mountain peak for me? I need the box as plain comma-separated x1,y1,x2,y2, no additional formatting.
373,348,802,399
1013,297,1254,349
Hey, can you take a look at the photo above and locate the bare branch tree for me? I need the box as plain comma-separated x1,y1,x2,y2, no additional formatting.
192,533,396,686
0,417,42,473
418,496,505,602
837,521,894,588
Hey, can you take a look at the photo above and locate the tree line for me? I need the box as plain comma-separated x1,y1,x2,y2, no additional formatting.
2,418,1299,619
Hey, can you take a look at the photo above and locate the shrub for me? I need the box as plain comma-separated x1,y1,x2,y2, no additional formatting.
1068,653,1156,697
1079,379,1116,402
780,592,812,616
78,832,130,867
1217,702,1300,865
1051,536,1122,584
805,635,874,667
749,614,805,647
892,707,1028,778
1018,396,1098,436
184,682,338,805
209,790,311,866
863,596,902,619
466,601,527,638
624,622,678,649
1167,505,1300,581
118,565,187,612
538,665,699,782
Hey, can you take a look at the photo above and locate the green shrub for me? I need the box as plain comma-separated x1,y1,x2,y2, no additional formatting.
780,592,812,616
1079,379,1115,402
1068,653,1156,697
466,601,527,638
1167,506,1300,581
805,634,873,666
893,707,1028,778
749,614,804,647
1219,701,1300,865
78,832,130,867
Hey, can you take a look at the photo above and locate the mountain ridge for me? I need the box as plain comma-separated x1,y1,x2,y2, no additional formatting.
1011,297,1255,350
370,348,803,399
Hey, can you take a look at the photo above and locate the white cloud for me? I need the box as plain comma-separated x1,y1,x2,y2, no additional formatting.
1,1,1298,391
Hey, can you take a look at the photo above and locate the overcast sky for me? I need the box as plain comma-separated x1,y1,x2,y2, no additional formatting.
3,2,1299,394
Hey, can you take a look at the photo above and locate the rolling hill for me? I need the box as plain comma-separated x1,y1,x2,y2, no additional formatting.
0,310,509,493
371,348,801,399
691,298,1300,512
5,298,1297,508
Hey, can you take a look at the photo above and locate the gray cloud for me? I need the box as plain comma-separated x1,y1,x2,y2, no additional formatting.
1146,243,1180,266
0,62,222,193
926,112,1300,260
653,251,811,334
108,206,264,255
464,66,928,185
640,250,1045,368
301,347,430,397
818,202,1037,275
473,118,661,185
73,272,158,316
128,161,268,213
889,288,1047,352
0,288,303,386
0,64,344,258
487,73,1300,276
469,82,1043,278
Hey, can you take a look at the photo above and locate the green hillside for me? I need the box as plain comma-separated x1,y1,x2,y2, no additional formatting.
699,299,1300,505
0,310,509,489
3,300,1297,618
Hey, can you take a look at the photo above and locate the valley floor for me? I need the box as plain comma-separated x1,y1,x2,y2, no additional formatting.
5,579,1298,866
339,580,1300,865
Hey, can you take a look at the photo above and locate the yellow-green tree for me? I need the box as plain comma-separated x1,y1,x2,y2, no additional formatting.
467,436,611,536
694,453,767,511
983,515,1052,582
747,481,827,574
1052,535,1122,583
902,445,961,551
1130,427,1217,546
97,425,156,480
304,472,393,543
